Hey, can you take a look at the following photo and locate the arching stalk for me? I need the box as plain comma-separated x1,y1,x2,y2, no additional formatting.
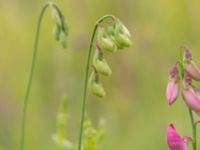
19,2,67,150
77,15,115,150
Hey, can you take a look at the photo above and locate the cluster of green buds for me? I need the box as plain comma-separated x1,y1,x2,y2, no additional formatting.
51,3,69,48
89,18,132,97
83,117,105,150
52,95,74,150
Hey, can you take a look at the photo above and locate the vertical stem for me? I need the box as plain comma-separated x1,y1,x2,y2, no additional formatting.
77,15,115,150
179,47,197,150
19,3,50,150
188,108,197,150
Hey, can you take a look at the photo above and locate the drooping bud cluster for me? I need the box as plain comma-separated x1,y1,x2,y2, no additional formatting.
166,46,200,116
83,117,105,150
89,18,132,97
51,4,69,48
52,95,74,150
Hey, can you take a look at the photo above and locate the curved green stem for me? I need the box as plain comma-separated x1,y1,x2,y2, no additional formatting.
179,47,197,150
19,2,60,150
77,15,115,150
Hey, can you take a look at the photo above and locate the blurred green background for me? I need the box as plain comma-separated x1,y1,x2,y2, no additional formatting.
0,0,200,149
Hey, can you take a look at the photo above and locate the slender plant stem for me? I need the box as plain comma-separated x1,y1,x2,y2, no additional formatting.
19,3,52,150
77,15,115,150
188,108,197,150
179,47,197,150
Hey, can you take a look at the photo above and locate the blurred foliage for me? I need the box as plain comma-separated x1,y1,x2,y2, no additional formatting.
0,0,200,149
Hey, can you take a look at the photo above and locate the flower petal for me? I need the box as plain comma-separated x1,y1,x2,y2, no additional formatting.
185,61,200,81
182,87,200,114
166,79,180,105
166,124,188,150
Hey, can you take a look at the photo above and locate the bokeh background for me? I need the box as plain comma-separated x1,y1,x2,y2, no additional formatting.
0,0,200,149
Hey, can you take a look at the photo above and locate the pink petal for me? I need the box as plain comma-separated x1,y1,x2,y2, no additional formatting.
166,79,180,105
182,87,200,114
185,61,200,81
166,124,188,150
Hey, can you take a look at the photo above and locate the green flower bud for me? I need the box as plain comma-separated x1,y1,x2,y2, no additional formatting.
115,22,131,38
53,25,61,41
52,8,62,27
114,23,132,48
63,21,69,36
97,27,117,52
112,36,124,49
89,72,106,97
91,82,106,98
107,25,115,36
59,32,68,49
93,50,112,76
115,33,132,47
106,25,124,49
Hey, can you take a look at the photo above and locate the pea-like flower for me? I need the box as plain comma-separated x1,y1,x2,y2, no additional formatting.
182,85,200,116
166,63,180,105
166,79,180,105
166,123,189,150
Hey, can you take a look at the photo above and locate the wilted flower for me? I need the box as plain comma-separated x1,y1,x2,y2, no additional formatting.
166,123,189,150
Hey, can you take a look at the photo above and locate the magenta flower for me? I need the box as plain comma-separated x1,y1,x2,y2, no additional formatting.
166,123,189,150
182,86,200,116
166,63,180,105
